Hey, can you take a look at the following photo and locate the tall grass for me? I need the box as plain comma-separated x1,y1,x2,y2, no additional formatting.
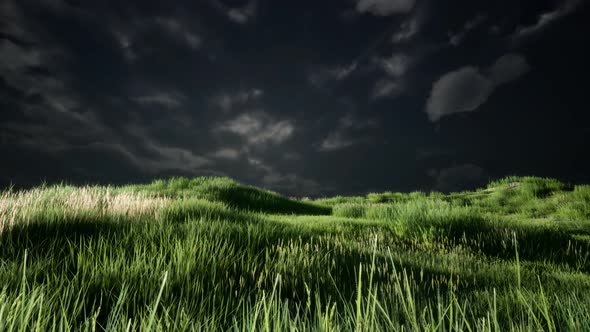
0,176,589,330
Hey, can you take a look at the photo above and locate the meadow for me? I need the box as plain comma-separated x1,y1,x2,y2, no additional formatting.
0,176,590,331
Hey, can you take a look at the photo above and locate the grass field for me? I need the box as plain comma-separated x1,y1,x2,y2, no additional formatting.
1,176,590,331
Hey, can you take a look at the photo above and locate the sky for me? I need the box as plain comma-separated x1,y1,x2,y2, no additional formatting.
1,0,589,197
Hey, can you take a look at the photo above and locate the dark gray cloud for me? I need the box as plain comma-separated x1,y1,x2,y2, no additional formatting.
215,112,295,147
371,79,404,100
308,62,358,89
392,17,420,43
375,53,413,77
355,0,415,16
210,88,264,112
511,0,583,42
426,66,494,122
132,91,186,109
318,113,378,152
1,0,588,196
489,54,531,85
448,14,486,46
212,148,241,160
208,0,259,24
426,54,530,122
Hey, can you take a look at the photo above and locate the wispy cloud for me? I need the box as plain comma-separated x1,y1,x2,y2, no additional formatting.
125,125,212,173
355,0,415,16
211,88,264,112
511,0,582,42
448,14,487,46
132,91,186,109
216,112,295,146
308,62,358,88
212,148,241,160
110,15,202,63
155,17,202,49
319,132,356,151
318,113,378,151
369,53,413,101
374,53,412,77
261,171,324,197
209,0,259,24
371,79,404,100
392,17,420,43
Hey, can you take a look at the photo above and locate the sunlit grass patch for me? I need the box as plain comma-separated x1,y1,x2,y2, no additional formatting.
0,186,170,233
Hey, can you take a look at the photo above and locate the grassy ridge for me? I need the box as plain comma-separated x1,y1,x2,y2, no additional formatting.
0,176,589,331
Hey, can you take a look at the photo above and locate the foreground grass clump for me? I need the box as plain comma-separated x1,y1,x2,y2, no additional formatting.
1,176,590,331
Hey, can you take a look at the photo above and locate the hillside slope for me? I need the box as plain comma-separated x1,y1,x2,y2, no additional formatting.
1,176,589,331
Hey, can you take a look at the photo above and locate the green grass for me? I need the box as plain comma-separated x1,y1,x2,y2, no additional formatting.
1,176,590,331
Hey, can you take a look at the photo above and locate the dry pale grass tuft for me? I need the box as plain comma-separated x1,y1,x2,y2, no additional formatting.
0,187,170,233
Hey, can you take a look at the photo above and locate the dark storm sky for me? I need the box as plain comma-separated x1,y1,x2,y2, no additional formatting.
1,0,589,196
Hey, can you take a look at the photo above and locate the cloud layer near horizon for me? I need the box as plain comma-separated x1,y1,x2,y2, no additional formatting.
0,0,588,196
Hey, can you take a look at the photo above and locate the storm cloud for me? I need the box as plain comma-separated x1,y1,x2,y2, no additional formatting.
1,0,588,196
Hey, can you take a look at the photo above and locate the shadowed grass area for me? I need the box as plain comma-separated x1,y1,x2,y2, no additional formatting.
1,176,590,330
124,177,332,215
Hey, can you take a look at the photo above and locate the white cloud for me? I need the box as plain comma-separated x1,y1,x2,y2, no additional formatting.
355,0,415,16
217,112,295,146
425,54,530,122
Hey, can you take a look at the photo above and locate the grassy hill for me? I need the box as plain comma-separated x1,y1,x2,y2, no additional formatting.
1,176,590,331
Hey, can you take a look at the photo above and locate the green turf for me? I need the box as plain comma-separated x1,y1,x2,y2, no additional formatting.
1,176,590,331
